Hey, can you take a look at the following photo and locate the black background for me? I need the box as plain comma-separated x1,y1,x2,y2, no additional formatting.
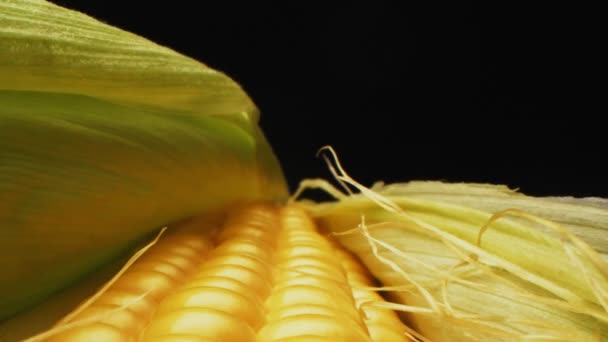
49,1,605,197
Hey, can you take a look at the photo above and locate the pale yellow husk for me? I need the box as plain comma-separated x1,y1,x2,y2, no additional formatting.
296,151,608,341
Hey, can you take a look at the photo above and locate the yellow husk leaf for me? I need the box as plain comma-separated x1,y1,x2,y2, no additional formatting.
296,149,608,341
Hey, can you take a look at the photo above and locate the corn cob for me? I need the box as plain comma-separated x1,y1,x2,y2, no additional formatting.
36,203,411,341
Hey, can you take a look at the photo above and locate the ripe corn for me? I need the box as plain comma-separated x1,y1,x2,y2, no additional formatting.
44,204,411,341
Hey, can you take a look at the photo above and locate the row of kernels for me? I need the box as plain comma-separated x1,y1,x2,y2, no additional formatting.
141,204,280,341
332,248,411,341
257,206,372,342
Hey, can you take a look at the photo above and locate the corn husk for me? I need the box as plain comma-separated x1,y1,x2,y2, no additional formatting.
300,173,608,341
0,0,287,324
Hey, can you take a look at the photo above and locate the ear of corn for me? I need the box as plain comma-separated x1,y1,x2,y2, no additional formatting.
3,1,608,341
14,203,412,341
0,0,287,321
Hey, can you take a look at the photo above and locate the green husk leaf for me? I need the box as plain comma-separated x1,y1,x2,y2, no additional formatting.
297,162,608,341
0,0,287,323
0,0,256,117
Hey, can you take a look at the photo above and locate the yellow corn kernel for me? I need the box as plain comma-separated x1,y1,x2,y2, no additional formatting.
142,308,256,341
44,203,411,341
144,336,216,342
